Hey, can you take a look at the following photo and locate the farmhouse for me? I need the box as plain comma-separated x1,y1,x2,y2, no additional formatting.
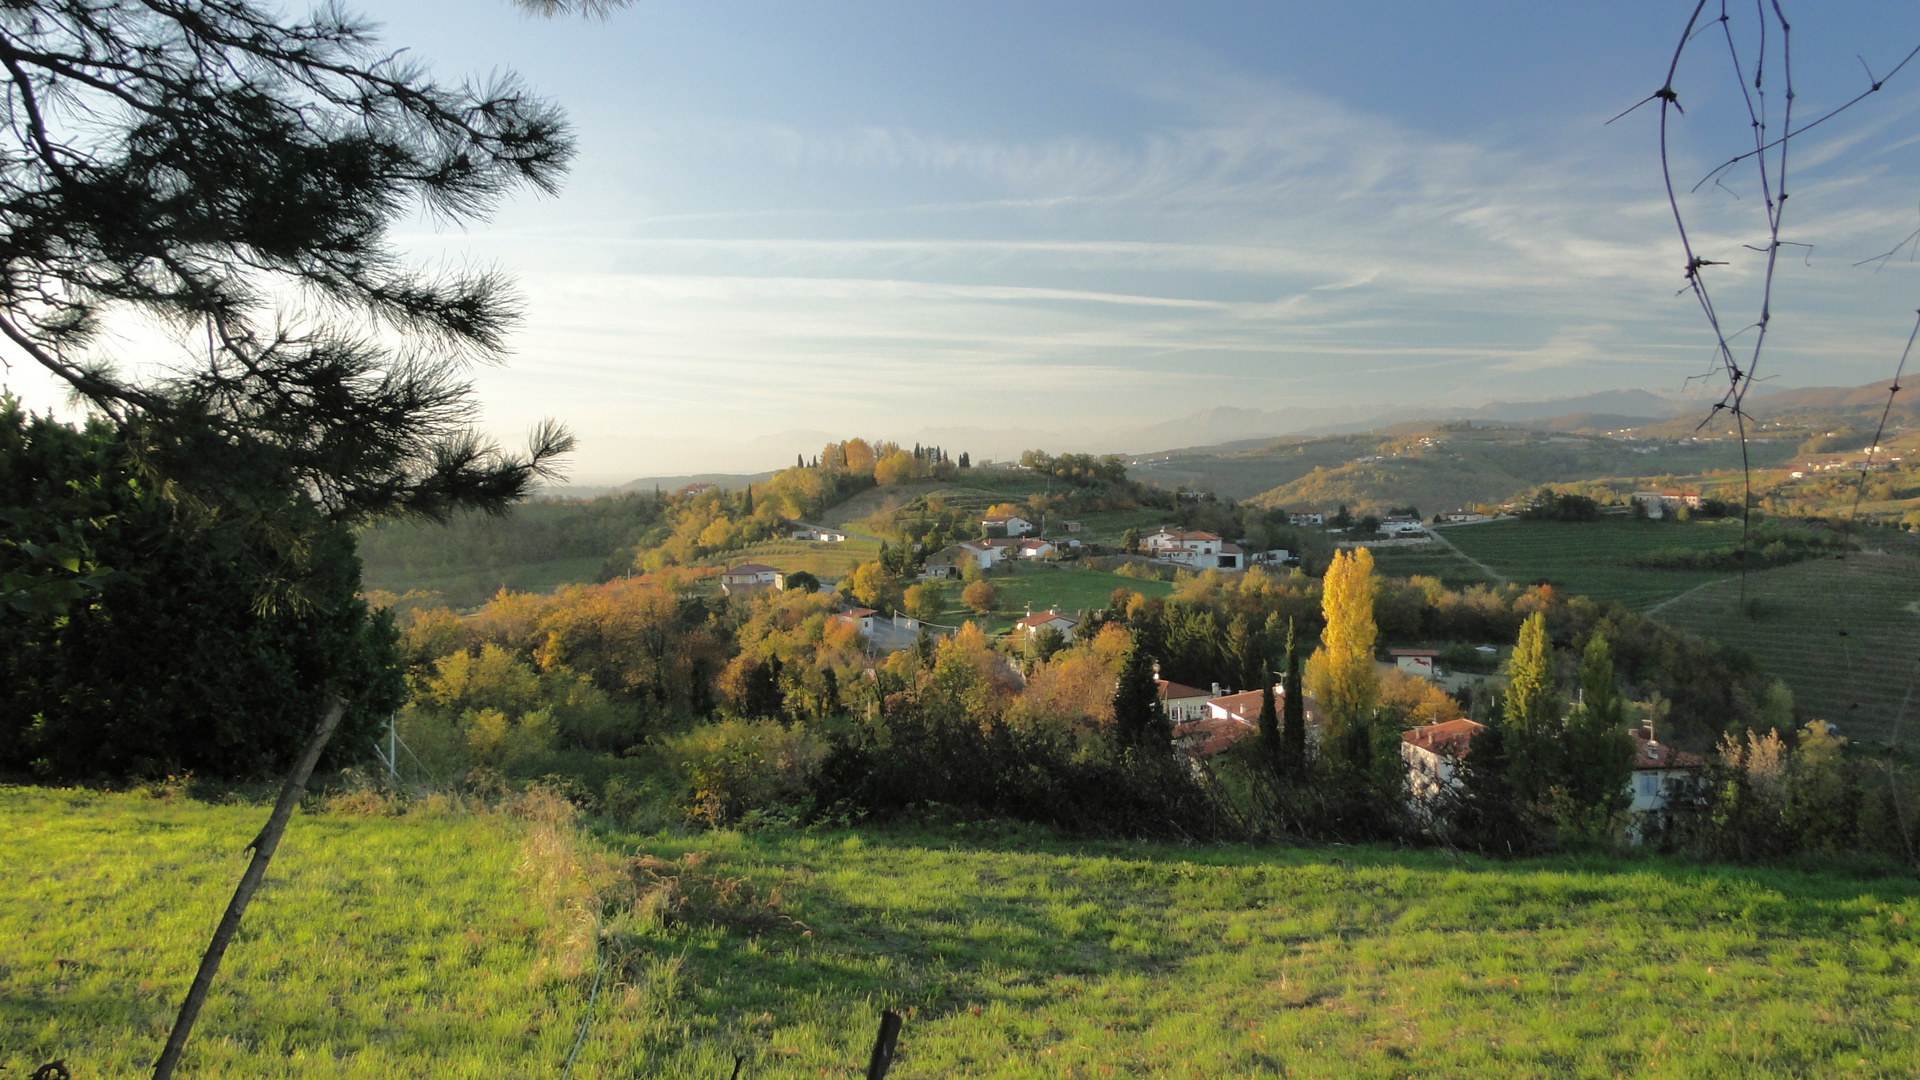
1011,609,1077,644
1143,529,1243,570
830,606,880,635
718,562,779,593
1380,515,1426,537
1389,648,1441,680
1288,507,1325,526
789,521,848,542
982,513,1035,536
682,482,718,496
1173,683,1322,760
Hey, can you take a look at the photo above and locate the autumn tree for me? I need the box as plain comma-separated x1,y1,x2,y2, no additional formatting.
962,578,998,615
904,581,946,622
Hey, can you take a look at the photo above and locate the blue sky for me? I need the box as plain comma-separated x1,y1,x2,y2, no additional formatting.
10,2,1920,480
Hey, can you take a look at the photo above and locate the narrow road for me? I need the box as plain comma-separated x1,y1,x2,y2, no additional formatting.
1427,527,1508,584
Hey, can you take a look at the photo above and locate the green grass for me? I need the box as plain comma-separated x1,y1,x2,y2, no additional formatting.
1,787,589,1079
10,787,1920,1078
1440,517,1746,610
940,561,1174,633
1655,552,1920,747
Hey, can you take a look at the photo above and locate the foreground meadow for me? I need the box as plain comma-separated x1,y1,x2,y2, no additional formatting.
4,787,1918,1078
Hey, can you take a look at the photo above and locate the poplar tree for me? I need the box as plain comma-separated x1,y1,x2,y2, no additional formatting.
1502,611,1562,804
1314,547,1379,736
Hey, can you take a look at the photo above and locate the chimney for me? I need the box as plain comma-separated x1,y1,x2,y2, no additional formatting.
1641,718,1656,743
1211,682,1222,697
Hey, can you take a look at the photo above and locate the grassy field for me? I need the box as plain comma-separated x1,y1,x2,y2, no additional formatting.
1440,517,1746,611
697,537,884,584
360,555,608,609
937,561,1174,634
1655,552,1920,748
8,787,1920,1078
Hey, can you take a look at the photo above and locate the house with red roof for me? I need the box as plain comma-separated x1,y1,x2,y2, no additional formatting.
1011,608,1077,644
1155,677,1214,724
1142,528,1244,570
1401,718,1486,813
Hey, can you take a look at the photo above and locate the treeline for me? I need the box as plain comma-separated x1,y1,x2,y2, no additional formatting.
358,495,668,583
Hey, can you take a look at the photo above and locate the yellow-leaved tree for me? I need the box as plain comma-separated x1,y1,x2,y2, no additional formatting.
1310,547,1378,738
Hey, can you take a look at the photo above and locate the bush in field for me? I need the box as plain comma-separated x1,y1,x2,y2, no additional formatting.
961,578,998,614
664,719,827,826
904,581,946,621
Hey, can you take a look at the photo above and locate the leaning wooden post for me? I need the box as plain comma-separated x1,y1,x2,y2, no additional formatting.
151,695,347,1080
864,1010,903,1080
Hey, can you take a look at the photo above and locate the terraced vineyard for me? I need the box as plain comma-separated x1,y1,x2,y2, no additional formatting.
1655,552,1920,747
1440,517,1745,610
697,537,883,583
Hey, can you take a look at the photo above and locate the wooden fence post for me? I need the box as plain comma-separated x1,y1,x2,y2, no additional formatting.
151,696,347,1080
865,1010,903,1080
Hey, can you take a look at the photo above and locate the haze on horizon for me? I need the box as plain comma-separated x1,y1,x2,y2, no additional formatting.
6,1,1920,483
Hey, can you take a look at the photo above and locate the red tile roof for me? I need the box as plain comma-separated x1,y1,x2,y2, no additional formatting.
722,563,779,576
1632,730,1704,770
1207,686,1324,728
1014,611,1076,630
1173,714,1257,758
1401,719,1484,758
1156,677,1209,701
1390,649,1441,657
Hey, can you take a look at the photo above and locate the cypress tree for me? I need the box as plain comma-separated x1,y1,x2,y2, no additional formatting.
1112,640,1169,753
1257,680,1281,775
1281,622,1307,773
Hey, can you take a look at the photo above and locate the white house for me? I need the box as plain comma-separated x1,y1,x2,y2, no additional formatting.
1247,548,1292,566
1017,538,1056,559
1288,507,1325,526
1626,723,1705,842
831,606,880,635
1011,608,1077,644
1156,678,1214,724
1401,719,1486,813
1630,491,1702,519
1380,516,1427,537
718,562,779,593
1443,511,1488,524
1389,648,1441,680
982,513,1035,536
790,521,848,542
1143,529,1244,570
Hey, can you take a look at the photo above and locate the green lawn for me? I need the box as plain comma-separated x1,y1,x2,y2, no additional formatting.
1440,517,1746,610
1,787,590,1079
8,787,1919,1078
1656,552,1920,747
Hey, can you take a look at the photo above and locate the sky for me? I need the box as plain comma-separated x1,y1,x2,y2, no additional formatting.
8,1,1920,482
